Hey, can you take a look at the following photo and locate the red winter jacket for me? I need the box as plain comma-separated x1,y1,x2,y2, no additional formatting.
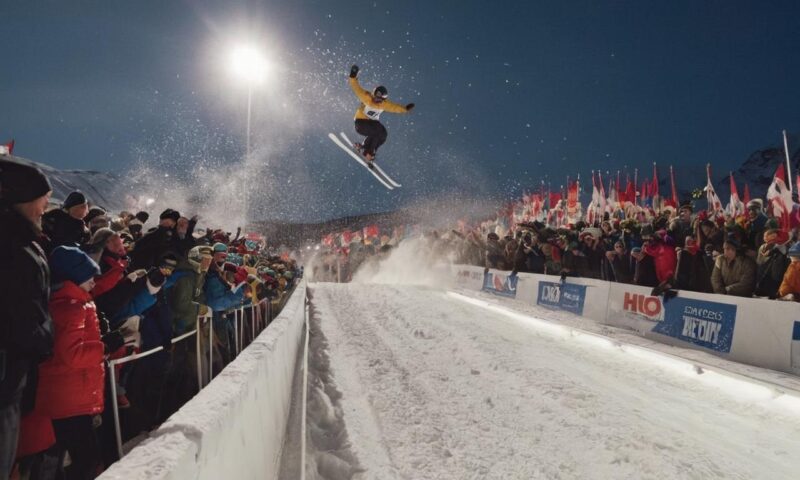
91,254,129,298
36,281,105,419
644,241,678,284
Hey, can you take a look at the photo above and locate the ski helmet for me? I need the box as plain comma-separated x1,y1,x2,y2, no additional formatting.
372,85,388,99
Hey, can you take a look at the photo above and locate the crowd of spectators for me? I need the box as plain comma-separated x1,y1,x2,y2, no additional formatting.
428,200,800,301
1,157,300,479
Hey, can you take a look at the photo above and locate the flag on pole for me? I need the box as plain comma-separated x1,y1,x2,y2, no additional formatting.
705,164,724,218
767,163,794,230
667,165,679,208
743,183,751,206
727,172,745,218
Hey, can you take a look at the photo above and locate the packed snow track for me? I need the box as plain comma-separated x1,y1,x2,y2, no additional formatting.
309,283,800,480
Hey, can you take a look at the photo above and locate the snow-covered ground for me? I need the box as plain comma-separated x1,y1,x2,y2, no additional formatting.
308,282,800,480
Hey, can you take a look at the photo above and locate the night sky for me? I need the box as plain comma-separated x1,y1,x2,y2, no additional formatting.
2,1,799,222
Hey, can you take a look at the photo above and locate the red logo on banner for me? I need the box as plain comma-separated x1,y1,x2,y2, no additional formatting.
622,292,663,320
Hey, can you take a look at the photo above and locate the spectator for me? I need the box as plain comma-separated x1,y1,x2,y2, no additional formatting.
711,240,757,297
674,236,712,293
754,229,791,298
173,215,198,256
777,243,800,300
746,199,768,250
128,209,179,271
37,246,122,480
85,207,110,235
0,159,54,479
605,240,633,283
41,190,91,253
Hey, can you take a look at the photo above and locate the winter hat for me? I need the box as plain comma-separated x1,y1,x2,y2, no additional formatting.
747,199,763,210
188,245,213,263
84,227,116,254
724,239,741,250
159,208,180,222
788,243,800,258
0,159,51,205
63,191,87,210
85,206,107,224
212,242,228,254
128,218,143,232
158,253,179,271
763,229,790,245
50,245,100,286
135,211,149,224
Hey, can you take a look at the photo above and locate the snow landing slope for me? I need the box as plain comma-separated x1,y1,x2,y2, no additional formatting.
309,283,800,480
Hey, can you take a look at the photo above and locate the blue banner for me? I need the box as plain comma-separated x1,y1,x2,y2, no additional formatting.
482,272,518,298
537,281,587,315
651,297,737,353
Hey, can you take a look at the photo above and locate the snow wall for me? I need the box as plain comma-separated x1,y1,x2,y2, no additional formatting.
98,280,307,480
453,266,800,376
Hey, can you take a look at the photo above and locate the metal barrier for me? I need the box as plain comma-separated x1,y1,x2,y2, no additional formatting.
106,292,284,459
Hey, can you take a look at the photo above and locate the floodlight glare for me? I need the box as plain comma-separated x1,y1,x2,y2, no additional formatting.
230,45,268,85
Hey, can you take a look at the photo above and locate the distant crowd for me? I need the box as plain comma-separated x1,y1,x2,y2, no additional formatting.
1,156,300,479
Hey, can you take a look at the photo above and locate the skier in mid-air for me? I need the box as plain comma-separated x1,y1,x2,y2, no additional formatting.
348,64,415,164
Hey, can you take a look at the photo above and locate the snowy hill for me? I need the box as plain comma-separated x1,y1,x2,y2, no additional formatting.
714,132,800,200
2,153,127,211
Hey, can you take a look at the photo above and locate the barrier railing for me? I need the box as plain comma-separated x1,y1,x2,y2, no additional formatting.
106,284,297,459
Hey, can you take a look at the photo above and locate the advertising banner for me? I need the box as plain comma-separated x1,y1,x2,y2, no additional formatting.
482,272,518,298
652,297,737,353
537,281,587,315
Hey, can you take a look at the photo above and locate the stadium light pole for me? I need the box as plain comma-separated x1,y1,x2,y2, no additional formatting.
229,44,269,223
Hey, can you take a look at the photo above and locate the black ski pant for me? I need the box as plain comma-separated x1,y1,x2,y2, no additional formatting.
52,415,101,480
354,119,387,156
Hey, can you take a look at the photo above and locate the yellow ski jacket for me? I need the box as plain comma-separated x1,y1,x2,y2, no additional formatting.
349,77,410,121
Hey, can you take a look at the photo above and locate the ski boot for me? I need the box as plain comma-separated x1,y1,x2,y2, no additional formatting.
363,151,376,169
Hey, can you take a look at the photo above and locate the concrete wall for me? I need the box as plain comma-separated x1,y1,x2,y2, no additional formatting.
99,281,307,480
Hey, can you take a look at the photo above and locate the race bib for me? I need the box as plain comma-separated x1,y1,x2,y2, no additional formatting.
363,105,383,120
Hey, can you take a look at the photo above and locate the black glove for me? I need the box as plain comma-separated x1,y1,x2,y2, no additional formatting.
349,65,359,78
405,103,415,111
147,268,165,288
102,331,125,354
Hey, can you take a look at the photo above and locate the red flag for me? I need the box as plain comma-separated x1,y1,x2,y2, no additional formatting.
651,163,659,198
743,183,751,206
0,139,13,155
668,165,679,208
767,164,793,230
549,191,562,207
363,224,380,238
341,230,353,244
727,172,745,217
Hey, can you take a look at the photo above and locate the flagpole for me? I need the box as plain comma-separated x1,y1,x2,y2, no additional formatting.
633,168,638,207
783,129,793,193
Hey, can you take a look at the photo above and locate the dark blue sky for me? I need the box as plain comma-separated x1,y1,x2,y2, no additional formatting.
2,1,799,221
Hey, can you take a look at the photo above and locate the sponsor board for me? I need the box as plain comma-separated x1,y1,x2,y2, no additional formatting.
620,291,665,322
482,272,518,298
537,281,587,315
651,297,737,353
456,269,483,286
792,322,800,373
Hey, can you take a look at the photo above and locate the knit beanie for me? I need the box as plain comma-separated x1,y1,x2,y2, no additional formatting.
63,191,87,210
213,242,228,254
50,246,100,286
135,211,149,224
0,159,52,205
85,206,107,224
159,209,180,222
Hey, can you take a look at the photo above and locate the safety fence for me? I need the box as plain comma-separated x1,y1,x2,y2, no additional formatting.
98,280,307,480
452,264,800,376
106,287,299,459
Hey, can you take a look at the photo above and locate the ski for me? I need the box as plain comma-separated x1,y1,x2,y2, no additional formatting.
339,132,402,187
327,133,394,190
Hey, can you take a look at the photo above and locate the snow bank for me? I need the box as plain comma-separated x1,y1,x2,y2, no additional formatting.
98,282,307,480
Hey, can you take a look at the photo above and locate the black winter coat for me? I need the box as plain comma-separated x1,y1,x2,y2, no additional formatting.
41,208,89,253
129,226,175,271
0,208,53,411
